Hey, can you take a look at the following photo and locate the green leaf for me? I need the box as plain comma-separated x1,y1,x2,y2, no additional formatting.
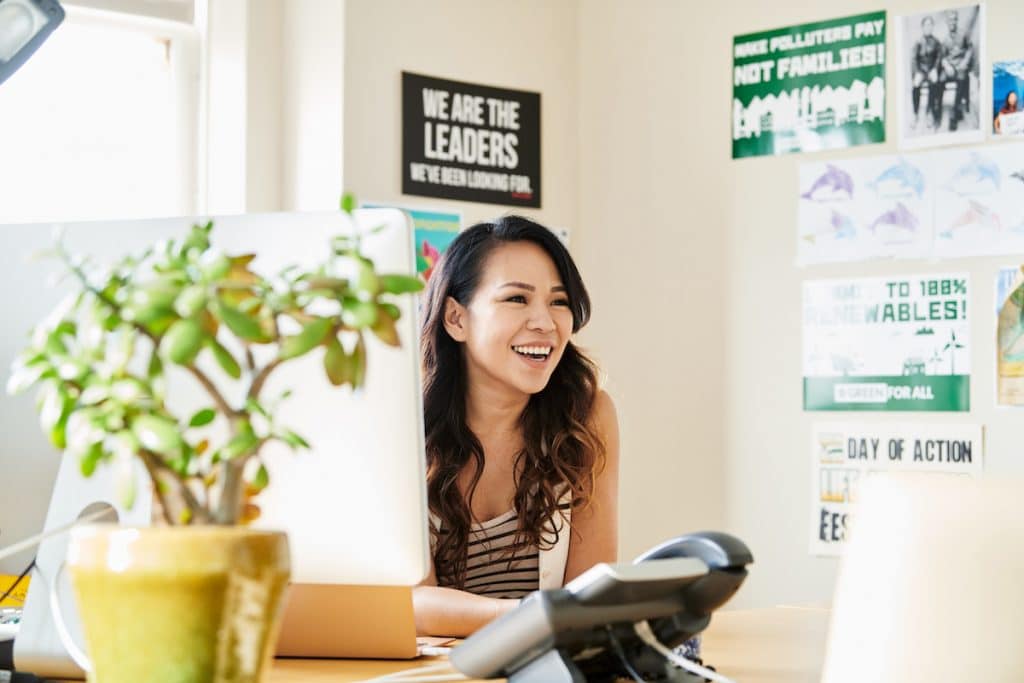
340,193,357,214
6,359,48,395
116,456,137,509
341,298,378,328
130,281,180,311
351,334,367,388
174,285,208,318
215,299,270,343
372,305,401,347
80,442,105,477
140,310,178,336
379,274,424,295
355,258,379,297
147,348,164,380
279,317,333,360
39,387,74,449
244,397,268,417
205,337,241,379
131,414,184,457
279,429,310,451
188,408,216,427
222,428,259,460
251,463,270,493
160,318,205,365
110,378,148,404
323,336,349,386
44,328,70,357
200,253,232,281
79,381,110,406
180,223,212,255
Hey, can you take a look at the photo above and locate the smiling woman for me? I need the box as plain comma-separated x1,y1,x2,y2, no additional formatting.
413,215,620,638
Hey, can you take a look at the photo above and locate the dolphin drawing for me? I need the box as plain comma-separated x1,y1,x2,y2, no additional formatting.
869,158,925,198
802,210,856,244
943,200,1002,235
947,152,1001,194
938,200,1002,237
801,164,854,201
868,202,918,233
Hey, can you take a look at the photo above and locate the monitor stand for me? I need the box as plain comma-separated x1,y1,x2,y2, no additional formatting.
14,455,150,679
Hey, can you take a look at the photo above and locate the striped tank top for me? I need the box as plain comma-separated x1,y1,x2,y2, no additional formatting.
460,509,539,599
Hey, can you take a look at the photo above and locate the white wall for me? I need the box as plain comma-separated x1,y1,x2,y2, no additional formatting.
578,0,1024,609
280,0,344,211
575,1,730,563
201,0,287,214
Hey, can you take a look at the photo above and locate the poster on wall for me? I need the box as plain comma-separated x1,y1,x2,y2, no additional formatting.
996,265,1024,405
897,5,985,149
798,155,933,264
797,142,1024,263
401,71,541,208
362,202,461,281
732,11,887,159
993,60,1024,136
931,143,1024,258
803,274,970,411
810,422,983,556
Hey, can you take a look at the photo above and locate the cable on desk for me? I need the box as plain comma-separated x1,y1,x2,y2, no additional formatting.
605,624,645,682
633,621,736,683
0,508,111,564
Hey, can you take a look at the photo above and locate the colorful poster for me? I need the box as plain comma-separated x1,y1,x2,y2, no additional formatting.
811,422,983,556
363,203,461,281
402,71,541,208
931,143,1024,258
803,274,970,411
897,5,985,149
732,11,886,159
993,60,1024,136
996,266,1024,406
798,155,933,264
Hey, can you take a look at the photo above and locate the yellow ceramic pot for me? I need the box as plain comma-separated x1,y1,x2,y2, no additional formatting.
66,525,290,683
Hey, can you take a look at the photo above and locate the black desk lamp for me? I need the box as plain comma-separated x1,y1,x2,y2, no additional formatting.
0,0,64,86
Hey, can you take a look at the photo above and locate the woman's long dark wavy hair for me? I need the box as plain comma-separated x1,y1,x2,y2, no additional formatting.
420,215,605,588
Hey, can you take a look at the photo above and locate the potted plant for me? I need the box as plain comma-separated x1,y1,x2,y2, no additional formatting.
6,197,423,682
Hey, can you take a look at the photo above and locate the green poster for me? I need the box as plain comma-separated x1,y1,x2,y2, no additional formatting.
733,11,887,159
803,275,970,412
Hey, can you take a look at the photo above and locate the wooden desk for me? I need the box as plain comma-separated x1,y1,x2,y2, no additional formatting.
268,606,831,682
701,607,829,683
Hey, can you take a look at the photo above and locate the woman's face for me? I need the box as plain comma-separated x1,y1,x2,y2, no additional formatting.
447,241,575,398
1010,92,1019,109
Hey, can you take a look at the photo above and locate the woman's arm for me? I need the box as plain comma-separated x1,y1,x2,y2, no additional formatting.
413,559,519,637
562,390,621,583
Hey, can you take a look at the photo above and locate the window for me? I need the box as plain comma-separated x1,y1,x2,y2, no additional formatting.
0,7,198,223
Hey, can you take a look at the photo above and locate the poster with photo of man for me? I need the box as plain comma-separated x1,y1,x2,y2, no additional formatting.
898,4,985,149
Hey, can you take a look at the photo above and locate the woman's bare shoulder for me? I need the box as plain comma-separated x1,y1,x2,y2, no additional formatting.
591,389,618,427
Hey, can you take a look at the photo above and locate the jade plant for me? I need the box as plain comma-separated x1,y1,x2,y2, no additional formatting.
6,197,423,525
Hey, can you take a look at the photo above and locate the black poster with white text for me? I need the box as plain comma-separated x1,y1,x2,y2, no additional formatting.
402,71,541,208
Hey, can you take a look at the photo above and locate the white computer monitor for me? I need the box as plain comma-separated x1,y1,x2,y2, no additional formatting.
6,209,431,675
